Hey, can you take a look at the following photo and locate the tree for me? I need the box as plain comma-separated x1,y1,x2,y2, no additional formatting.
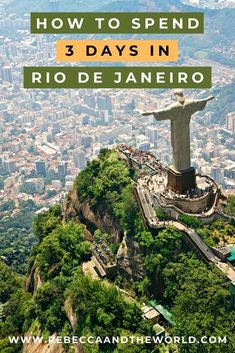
178,214,202,229
136,231,154,249
33,205,62,241
223,195,235,217
0,262,22,303
67,274,151,341
155,208,168,221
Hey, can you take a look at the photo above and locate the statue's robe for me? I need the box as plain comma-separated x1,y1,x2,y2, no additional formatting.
153,98,209,172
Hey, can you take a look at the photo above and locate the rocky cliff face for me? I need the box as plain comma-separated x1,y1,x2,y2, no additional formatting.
65,187,122,243
64,297,78,333
25,262,42,293
117,233,145,282
65,187,145,282
23,282,84,353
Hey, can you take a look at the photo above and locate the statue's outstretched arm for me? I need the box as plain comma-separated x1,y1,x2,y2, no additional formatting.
199,96,215,103
143,107,176,121
192,96,215,112
142,112,154,116
206,96,215,102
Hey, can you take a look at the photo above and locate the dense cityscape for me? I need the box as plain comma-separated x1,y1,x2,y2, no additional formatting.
0,10,234,215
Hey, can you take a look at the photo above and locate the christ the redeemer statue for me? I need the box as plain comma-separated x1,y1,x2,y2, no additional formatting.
143,90,215,173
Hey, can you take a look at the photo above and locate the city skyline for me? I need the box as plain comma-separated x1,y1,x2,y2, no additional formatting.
0,0,234,214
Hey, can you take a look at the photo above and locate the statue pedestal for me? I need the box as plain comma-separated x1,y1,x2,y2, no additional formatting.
167,167,196,193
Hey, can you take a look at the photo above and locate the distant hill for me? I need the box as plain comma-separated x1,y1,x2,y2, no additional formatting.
97,0,235,41
205,80,235,124
6,0,235,67
96,0,235,67
97,0,193,12
5,0,114,13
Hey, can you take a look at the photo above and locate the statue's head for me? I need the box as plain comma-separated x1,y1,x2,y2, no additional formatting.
174,89,185,103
